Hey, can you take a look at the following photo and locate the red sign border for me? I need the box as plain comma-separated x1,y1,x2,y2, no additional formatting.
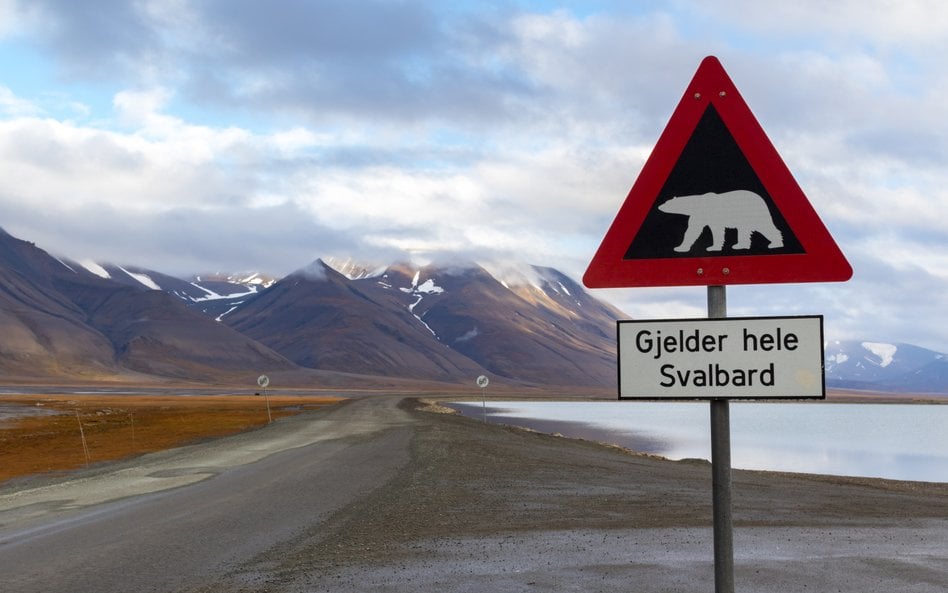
583,56,852,288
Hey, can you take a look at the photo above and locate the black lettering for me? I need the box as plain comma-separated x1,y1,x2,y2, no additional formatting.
743,328,758,351
784,332,798,350
692,367,706,386
745,368,757,385
761,363,775,386
635,330,655,357
659,363,675,387
732,368,746,386
684,330,699,352
678,368,693,385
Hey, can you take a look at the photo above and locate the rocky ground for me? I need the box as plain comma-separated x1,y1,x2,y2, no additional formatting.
196,398,948,593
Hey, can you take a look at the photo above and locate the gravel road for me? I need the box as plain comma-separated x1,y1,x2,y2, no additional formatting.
1,396,946,592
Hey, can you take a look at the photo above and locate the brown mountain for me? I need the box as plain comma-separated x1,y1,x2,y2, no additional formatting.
351,262,621,387
0,229,118,378
222,261,491,383
0,228,295,382
0,227,624,388
222,260,622,388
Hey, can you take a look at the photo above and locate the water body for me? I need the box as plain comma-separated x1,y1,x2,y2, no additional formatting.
450,401,948,483
0,403,59,426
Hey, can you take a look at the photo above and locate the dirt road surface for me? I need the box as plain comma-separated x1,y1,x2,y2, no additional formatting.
1,396,946,592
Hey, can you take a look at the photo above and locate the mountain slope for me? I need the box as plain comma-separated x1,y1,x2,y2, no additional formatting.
223,261,491,382
222,259,622,387
11,223,942,393
349,262,620,387
825,340,946,393
0,228,296,381
0,231,118,378
56,274,294,379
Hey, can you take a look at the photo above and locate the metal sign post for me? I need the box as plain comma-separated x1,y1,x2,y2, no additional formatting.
708,285,733,593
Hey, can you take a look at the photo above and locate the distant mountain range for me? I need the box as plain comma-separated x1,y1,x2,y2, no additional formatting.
0,227,944,394
824,340,947,394
0,228,621,390
0,228,294,383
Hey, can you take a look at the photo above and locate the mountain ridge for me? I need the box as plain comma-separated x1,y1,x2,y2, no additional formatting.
0,227,944,393
0,229,625,388
824,340,946,394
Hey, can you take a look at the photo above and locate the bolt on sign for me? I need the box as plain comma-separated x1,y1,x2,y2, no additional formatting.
618,316,824,400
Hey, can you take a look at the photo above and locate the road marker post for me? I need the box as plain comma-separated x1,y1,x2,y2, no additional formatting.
476,375,490,423
258,374,272,423
76,410,91,466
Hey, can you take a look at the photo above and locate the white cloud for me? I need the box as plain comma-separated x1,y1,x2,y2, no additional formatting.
0,86,40,117
691,0,948,49
0,1,946,351
0,0,24,37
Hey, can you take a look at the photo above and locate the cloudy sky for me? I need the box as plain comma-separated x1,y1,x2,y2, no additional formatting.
0,0,946,352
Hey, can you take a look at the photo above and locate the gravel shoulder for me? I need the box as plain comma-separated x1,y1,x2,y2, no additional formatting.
205,397,948,593
2,394,945,592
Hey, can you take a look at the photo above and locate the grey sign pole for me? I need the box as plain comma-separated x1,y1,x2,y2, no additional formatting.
707,285,734,593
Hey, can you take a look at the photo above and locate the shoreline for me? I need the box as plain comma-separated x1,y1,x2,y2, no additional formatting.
446,398,948,484
3,388,945,486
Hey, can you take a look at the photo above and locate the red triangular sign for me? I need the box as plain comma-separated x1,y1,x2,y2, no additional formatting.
584,56,852,288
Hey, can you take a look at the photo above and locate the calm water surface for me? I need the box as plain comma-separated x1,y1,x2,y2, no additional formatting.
450,401,948,483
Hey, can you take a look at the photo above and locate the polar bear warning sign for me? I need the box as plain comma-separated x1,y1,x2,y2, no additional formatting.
583,56,851,288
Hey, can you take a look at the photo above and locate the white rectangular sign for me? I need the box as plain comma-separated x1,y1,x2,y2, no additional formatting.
618,315,824,400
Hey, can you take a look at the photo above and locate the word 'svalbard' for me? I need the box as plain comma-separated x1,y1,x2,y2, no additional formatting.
618,316,824,400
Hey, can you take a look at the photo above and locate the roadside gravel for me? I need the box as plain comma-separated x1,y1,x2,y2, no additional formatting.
204,398,948,593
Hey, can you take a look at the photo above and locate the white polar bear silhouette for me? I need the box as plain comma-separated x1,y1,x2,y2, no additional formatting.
658,190,784,253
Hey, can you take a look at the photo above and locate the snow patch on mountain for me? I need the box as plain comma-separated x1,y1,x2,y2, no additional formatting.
824,340,946,393
215,306,240,322
323,257,388,280
194,272,276,288
188,282,258,302
400,270,445,338
417,278,444,294
80,259,110,279
828,352,849,365
401,271,444,295
236,272,266,285
862,342,897,367
53,256,76,273
119,266,161,290
414,311,438,337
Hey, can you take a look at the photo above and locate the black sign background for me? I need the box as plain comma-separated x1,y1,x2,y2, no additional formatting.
624,105,804,260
